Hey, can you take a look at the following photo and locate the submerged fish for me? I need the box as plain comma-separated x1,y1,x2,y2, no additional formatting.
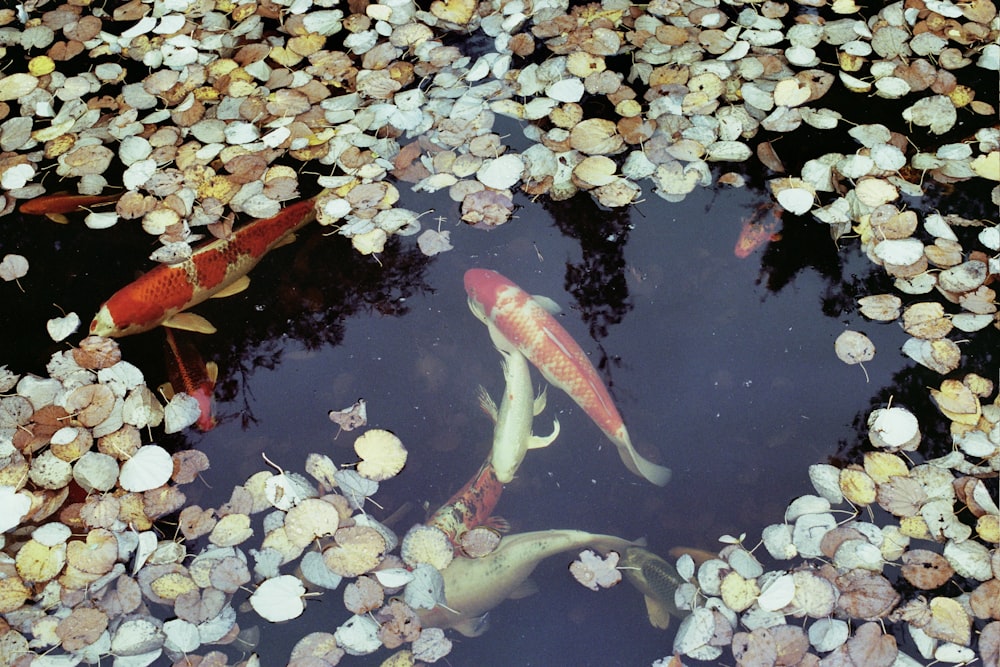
20,191,122,222
734,203,783,258
426,457,508,546
420,529,638,637
162,328,218,431
90,195,322,337
464,268,671,487
620,547,688,629
478,343,559,484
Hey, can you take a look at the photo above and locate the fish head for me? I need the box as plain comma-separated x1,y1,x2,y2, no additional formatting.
90,304,121,337
463,269,514,317
193,389,217,431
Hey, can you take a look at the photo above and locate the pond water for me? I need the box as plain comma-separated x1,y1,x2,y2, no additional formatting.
2,174,945,664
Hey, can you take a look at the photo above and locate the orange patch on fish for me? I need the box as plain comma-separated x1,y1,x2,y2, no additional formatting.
19,191,122,216
90,195,322,337
734,203,783,258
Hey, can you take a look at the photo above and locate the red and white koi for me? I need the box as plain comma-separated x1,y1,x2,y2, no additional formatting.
426,457,509,547
90,195,322,337
464,269,671,486
162,328,217,431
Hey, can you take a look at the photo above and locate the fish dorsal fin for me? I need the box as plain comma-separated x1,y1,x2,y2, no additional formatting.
206,361,219,383
528,417,559,449
211,275,250,299
644,595,672,630
531,294,561,314
164,312,218,334
508,577,538,600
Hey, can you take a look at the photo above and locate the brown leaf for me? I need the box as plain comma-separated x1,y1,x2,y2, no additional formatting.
901,550,954,590
56,607,109,651
343,575,384,615
836,569,900,619
846,622,897,667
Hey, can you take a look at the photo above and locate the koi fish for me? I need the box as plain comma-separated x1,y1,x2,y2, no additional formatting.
478,344,559,484
19,191,122,222
734,203,783,258
90,195,322,337
420,529,638,637
426,457,508,547
620,547,688,629
162,328,218,431
464,269,671,487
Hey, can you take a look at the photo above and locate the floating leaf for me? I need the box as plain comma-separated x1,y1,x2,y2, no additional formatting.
354,429,408,481
119,445,173,493
570,549,622,591
250,575,307,623
329,400,367,432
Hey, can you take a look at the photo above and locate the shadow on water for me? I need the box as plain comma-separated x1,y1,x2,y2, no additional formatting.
2,170,994,664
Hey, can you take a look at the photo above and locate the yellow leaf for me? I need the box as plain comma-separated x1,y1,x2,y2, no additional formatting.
150,572,198,601
0,577,30,613
840,467,877,505
863,452,908,484
720,571,760,612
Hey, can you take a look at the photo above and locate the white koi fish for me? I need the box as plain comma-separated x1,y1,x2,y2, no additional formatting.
478,342,559,484
420,529,638,637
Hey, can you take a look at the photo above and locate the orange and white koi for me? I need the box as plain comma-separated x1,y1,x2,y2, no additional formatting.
426,458,509,547
734,203,783,259
162,328,218,431
90,195,322,337
19,191,122,218
464,269,671,486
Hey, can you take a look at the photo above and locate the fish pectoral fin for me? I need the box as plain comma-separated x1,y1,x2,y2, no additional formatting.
508,577,538,600
164,312,218,335
272,232,297,249
528,417,559,449
211,275,250,299
46,213,70,224
477,386,498,422
644,595,672,630
532,385,547,415
454,614,490,638
531,294,562,314
484,515,510,534
206,361,219,384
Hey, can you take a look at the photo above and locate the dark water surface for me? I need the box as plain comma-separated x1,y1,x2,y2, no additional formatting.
1,181,942,665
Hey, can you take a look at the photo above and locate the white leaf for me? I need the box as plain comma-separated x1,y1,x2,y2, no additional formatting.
46,312,80,342
476,154,524,190
0,254,29,281
119,445,173,492
164,393,201,434
335,615,381,655
0,485,32,532
250,575,307,622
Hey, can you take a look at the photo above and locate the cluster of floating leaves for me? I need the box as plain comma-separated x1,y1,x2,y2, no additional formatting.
0,340,462,665
0,0,994,260
572,380,998,665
